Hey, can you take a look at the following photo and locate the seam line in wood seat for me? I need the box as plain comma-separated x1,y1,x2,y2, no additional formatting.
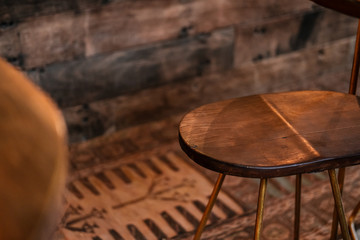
261,95,321,158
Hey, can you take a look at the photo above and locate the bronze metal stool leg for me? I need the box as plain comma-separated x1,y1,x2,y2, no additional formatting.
254,178,268,240
330,168,346,240
328,169,351,240
294,174,302,240
193,173,226,240
349,200,360,240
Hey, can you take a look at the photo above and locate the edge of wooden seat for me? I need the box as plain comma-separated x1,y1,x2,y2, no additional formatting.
179,131,360,178
311,0,360,18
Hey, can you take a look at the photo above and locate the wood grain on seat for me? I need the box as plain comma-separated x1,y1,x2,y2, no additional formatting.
179,91,360,178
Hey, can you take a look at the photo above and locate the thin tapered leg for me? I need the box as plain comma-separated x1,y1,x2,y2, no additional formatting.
349,200,360,240
330,168,346,240
294,174,302,240
193,173,226,240
328,169,351,240
254,178,268,240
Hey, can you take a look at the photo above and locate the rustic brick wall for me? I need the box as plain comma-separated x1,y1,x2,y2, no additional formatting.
0,0,358,142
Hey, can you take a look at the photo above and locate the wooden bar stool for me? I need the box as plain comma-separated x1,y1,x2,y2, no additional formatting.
179,1,360,239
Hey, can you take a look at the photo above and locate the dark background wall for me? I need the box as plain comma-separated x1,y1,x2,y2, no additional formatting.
0,0,358,142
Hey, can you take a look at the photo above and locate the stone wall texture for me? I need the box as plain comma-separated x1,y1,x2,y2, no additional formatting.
0,0,358,142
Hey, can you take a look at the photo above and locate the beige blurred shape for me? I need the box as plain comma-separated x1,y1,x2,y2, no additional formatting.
0,58,68,240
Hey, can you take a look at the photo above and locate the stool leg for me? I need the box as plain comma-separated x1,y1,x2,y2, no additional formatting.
254,178,268,240
294,174,302,240
330,168,346,240
349,200,360,240
193,173,226,240
328,169,351,240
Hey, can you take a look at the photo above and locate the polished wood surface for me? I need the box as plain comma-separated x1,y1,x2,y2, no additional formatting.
0,58,67,239
311,0,360,18
179,91,360,178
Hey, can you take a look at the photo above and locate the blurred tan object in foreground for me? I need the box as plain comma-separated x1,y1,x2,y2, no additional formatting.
0,58,68,239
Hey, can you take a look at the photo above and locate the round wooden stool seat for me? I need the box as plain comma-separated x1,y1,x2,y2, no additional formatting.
179,91,360,178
